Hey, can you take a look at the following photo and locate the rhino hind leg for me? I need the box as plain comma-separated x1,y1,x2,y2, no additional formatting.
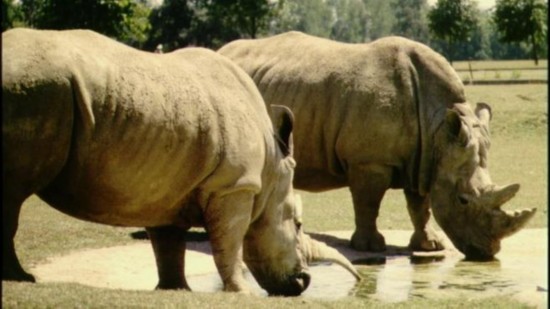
147,225,190,290
2,192,35,282
348,164,391,252
404,190,444,251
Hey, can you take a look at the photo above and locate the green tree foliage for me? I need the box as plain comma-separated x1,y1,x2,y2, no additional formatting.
366,2,391,40
2,0,24,31
493,0,548,64
119,1,152,47
361,0,394,41
428,0,480,62
3,0,545,61
274,0,388,43
146,0,194,51
17,0,151,47
391,0,430,43
274,0,334,38
215,0,279,39
328,0,368,43
147,0,278,51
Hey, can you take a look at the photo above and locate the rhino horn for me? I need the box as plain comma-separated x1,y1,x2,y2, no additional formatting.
488,183,521,208
498,208,537,238
302,234,361,281
483,183,536,238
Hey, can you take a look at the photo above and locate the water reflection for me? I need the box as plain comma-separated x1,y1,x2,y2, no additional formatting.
351,252,545,304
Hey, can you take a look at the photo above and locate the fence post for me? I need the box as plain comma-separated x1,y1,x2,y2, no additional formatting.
468,59,474,85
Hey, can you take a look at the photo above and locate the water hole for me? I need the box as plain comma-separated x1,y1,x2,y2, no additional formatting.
31,229,547,306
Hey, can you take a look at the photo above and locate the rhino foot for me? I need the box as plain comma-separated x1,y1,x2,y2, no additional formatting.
351,230,386,252
408,230,444,251
223,282,251,294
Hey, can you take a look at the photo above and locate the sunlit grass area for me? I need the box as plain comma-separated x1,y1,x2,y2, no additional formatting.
453,60,548,83
453,59,548,70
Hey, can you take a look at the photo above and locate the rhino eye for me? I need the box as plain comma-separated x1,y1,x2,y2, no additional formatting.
458,194,470,205
294,219,302,231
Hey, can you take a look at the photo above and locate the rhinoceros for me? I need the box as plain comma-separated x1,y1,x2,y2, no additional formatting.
218,31,536,260
2,28,359,296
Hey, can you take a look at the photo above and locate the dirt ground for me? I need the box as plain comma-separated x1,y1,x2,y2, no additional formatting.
31,229,547,307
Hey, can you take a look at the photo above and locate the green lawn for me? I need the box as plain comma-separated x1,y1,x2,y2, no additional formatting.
3,83,547,308
453,59,548,71
453,60,547,83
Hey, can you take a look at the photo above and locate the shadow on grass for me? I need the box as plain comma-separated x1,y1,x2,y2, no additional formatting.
130,229,446,266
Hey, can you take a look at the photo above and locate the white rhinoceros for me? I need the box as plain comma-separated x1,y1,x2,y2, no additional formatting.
2,28,359,296
219,31,536,260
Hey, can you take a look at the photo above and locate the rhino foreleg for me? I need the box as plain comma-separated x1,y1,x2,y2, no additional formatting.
2,193,35,282
204,190,254,293
147,225,190,290
404,190,444,251
348,164,390,252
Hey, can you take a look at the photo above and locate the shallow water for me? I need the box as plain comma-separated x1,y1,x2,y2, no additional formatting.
352,254,546,303
32,229,547,307
186,250,546,306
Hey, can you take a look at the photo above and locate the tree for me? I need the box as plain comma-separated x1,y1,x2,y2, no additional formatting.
361,0,395,41
212,0,280,39
2,0,24,31
274,0,334,38
146,0,194,51
147,0,279,51
428,0,479,63
328,0,368,43
19,0,151,47
391,0,430,43
493,0,547,65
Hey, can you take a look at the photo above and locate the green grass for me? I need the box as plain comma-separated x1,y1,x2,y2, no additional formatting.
3,83,547,308
453,60,547,83
453,59,548,71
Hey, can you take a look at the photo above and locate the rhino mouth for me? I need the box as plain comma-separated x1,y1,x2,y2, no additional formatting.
250,270,311,296
462,244,498,261
263,271,311,296
432,182,536,259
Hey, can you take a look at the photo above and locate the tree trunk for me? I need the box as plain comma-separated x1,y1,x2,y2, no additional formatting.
531,34,539,66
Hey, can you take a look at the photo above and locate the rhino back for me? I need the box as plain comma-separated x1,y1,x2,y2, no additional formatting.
3,29,270,226
220,32,465,190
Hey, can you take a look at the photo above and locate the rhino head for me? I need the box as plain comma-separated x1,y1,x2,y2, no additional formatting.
243,105,360,296
429,102,536,260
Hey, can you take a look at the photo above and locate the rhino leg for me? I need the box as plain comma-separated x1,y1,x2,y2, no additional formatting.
348,164,390,252
147,225,190,290
204,190,253,293
2,192,35,282
404,190,444,251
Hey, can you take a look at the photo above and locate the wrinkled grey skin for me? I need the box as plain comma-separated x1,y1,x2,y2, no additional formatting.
2,28,358,296
219,31,536,260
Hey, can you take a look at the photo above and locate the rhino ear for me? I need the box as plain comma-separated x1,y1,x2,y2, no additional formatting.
270,105,294,156
475,102,492,130
446,109,469,146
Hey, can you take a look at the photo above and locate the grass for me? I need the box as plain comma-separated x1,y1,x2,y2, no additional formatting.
453,60,548,83
3,82,547,308
2,282,534,309
453,59,548,71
